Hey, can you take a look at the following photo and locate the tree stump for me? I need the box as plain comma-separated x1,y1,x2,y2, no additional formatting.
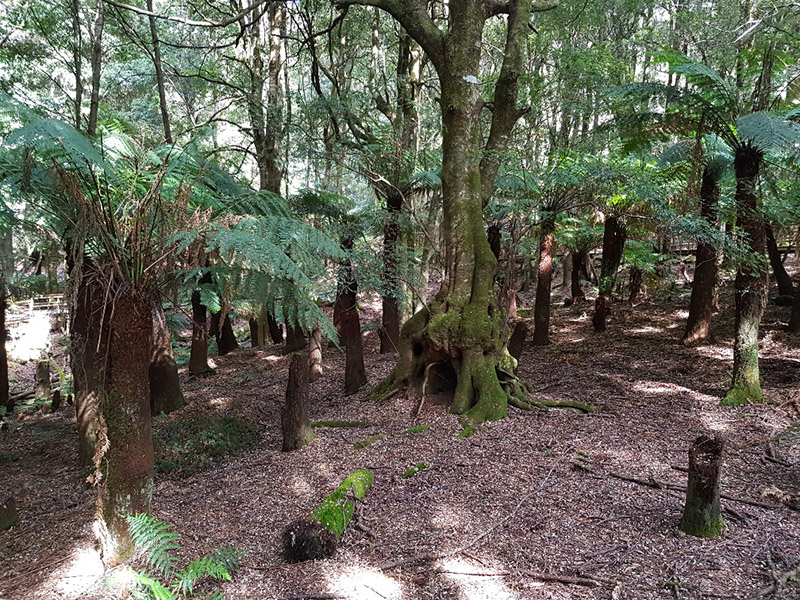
282,353,314,452
35,360,50,400
681,434,724,537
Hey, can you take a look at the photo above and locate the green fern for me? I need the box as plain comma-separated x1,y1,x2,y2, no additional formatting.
123,514,242,600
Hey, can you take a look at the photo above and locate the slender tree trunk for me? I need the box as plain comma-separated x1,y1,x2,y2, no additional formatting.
95,290,154,566
309,328,323,383
87,0,104,136
724,144,766,405
571,250,586,303
593,215,626,332
149,298,183,415
789,280,800,334
189,272,211,375
249,317,261,347
532,219,555,345
71,0,83,130
285,324,307,352
146,0,172,143
282,353,314,451
628,267,643,303
766,225,794,297
35,360,50,401
380,192,402,353
335,236,367,395
684,170,720,344
0,295,9,414
267,311,283,344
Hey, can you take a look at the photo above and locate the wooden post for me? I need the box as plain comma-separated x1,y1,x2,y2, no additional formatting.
35,360,50,400
282,353,314,452
681,434,724,537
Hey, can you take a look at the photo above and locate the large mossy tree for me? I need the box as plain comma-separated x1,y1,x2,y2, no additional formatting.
341,0,554,422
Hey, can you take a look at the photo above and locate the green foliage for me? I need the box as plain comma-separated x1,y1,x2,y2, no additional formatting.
123,514,242,600
401,462,428,478
311,470,374,538
153,415,260,477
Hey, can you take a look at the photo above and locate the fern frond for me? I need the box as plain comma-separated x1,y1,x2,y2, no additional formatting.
130,573,177,600
736,111,800,153
126,514,180,580
172,554,233,597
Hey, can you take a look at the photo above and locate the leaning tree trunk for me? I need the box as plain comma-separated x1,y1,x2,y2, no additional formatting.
380,192,403,354
189,272,211,375
683,169,720,345
593,215,626,332
532,218,555,346
149,298,184,415
335,235,367,395
766,224,794,297
95,289,154,566
724,144,766,406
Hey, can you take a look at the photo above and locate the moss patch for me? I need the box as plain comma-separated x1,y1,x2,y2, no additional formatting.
401,462,428,478
403,425,430,435
354,433,389,450
312,469,374,537
154,414,261,477
722,384,763,406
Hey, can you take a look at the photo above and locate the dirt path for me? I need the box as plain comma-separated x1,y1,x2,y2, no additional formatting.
1,291,798,600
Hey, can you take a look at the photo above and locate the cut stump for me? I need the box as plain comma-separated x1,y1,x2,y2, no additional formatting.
681,434,724,537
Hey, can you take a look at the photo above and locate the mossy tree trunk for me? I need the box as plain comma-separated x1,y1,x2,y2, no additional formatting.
766,224,794,297
683,169,720,345
532,218,555,346
593,215,626,333
681,434,724,537
335,235,367,395
724,144,766,406
95,289,154,566
149,298,184,415
189,272,211,375
359,0,538,423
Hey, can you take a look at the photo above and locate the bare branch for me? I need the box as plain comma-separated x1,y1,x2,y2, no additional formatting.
101,0,272,28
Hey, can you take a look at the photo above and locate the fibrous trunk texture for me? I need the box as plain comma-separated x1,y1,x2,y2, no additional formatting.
335,235,367,395
189,272,211,375
149,298,184,415
724,145,766,406
282,353,314,452
95,290,154,566
766,225,794,297
593,215,626,332
284,323,307,353
628,267,643,303
532,220,555,346
683,170,719,345
380,193,402,354
681,434,724,537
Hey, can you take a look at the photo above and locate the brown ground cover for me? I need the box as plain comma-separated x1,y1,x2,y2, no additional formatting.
1,284,799,600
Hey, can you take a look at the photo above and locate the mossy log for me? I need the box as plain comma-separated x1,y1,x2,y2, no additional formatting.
681,434,724,538
283,470,374,562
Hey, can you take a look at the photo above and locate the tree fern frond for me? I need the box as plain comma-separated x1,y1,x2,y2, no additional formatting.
736,111,800,153
126,514,180,580
670,62,738,114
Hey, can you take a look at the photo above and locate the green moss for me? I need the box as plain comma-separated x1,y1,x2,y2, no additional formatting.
312,470,374,537
681,514,724,538
365,371,397,402
402,462,428,478
354,433,388,450
457,418,477,438
403,425,430,435
722,384,763,406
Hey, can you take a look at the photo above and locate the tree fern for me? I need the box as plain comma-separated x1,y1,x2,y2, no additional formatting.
736,111,800,153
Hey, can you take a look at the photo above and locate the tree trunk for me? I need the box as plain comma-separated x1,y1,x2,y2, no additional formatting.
593,215,626,332
628,267,643,303
217,314,238,356
149,298,183,415
766,225,794,297
681,434,724,538
724,145,766,405
380,192,402,354
285,323,307,352
189,271,211,375
35,360,50,401
683,169,720,345
571,251,586,303
532,220,555,346
146,0,172,143
282,352,314,452
87,0,104,137
70,0,83,130
335,235,367,395
309,328,323,383
249,317,261,347
95,290,154,566
789,280,800,334
0,296,9,414
267,311,283,344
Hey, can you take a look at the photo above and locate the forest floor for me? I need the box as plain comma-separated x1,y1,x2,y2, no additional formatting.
1,276,799,600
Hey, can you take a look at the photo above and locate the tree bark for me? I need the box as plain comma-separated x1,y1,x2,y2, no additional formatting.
683,169,719,345
149,298,184,415
71,0,83,130
0,296,9,414
146,0,172,143
282,352,314,452
766,225,794,297
571,251,586,303
35,360,50,401
87,0,104,137
628,267,643,303
380,192,402,354
267,311,283,344
217,314,238,356
681,434,724,537
335,235,367,395
309,328,323,383
593,215,626,332
189,272,211,375
249,317,261,347
532,219,555,345
789,280,800,334
95,290,154,566
724,144,766,405
285,323,307,352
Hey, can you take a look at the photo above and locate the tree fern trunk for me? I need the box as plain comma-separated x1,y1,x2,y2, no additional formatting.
149,298,183,415
593,215,626,333
189,272,211,375
766,225,794,297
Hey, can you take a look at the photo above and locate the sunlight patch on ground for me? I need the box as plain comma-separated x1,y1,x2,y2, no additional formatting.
632,381,697,396
629,325,665,334
326,563,403,600
438,557,521,600
674,310,689,319
8,311,52,361
48,544,105,598
696,411,734,433
208,396,233,408
692,345,733,360
288,474,312,496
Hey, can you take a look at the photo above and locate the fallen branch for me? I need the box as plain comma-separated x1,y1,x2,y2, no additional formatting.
609,473,790,511
433,567,608,587
752,564,800,598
